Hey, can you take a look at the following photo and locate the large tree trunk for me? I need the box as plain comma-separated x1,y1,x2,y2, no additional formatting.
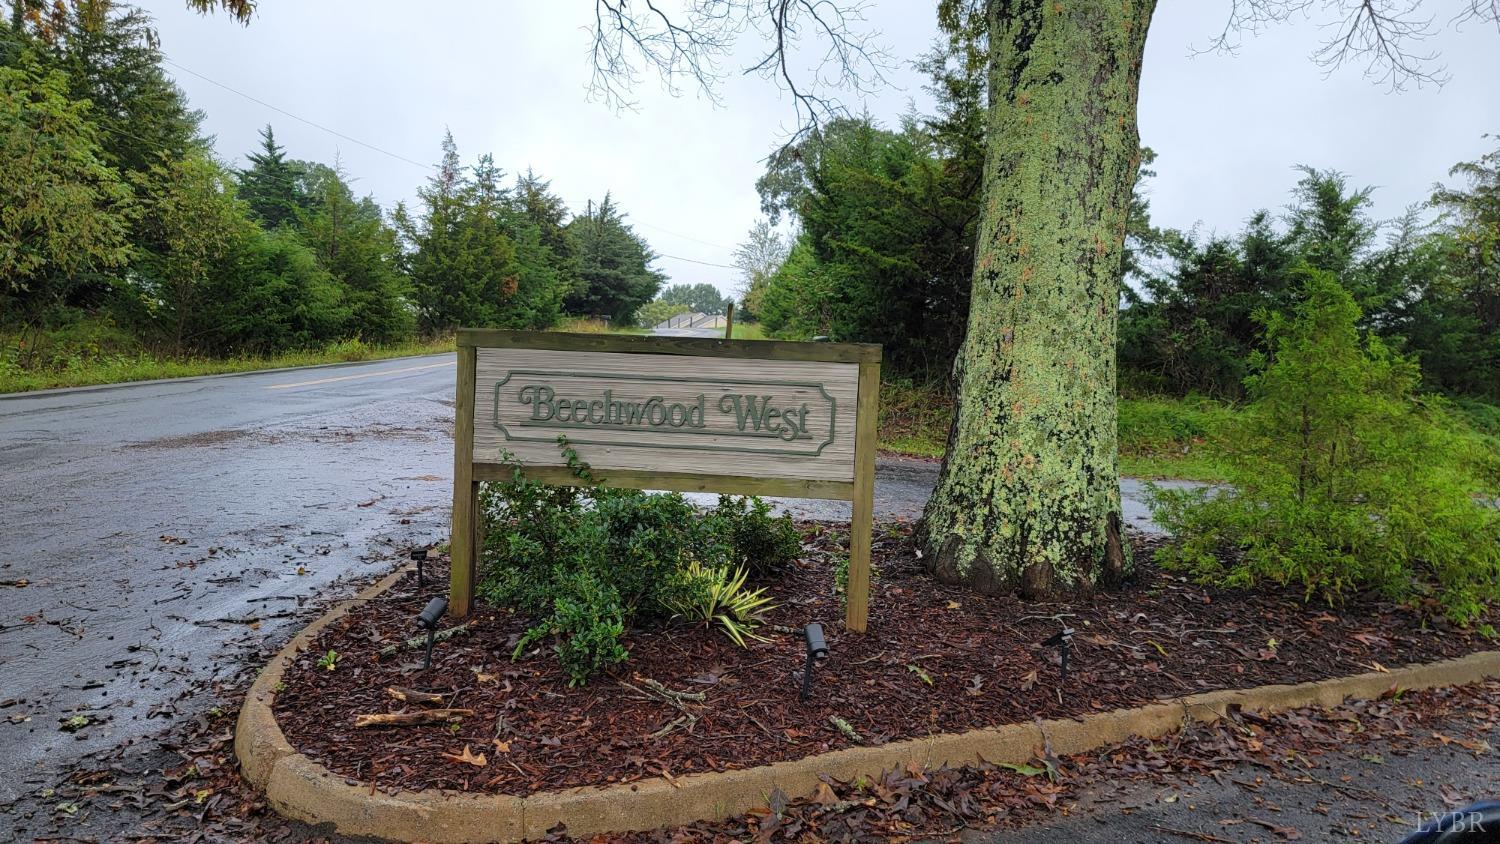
917,0,1154,598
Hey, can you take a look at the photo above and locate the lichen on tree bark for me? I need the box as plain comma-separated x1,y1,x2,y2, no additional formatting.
918,0,1155,597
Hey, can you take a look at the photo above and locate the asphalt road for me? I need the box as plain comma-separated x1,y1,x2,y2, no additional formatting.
0,353,1185,806
982,724,1500,844
0,355,460,804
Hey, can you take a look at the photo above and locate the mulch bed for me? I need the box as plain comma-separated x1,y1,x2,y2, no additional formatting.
273,523,1500,797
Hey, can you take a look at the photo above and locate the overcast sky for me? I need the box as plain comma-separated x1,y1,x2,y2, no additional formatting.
140,0,1500,296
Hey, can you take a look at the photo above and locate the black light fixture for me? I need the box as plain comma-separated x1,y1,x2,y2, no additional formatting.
418,596,448,670
409,547,428,586
801,622,829,702
1042,626,1075,685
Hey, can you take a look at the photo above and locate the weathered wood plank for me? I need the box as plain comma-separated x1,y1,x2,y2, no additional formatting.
449,346,478,618
457,328,880,364
844,358,881,633
473,463,855,501
474,348,860,483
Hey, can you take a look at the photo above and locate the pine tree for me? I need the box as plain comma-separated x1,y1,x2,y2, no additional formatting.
237,124,307,229
400,131,565,332
514,168,578,294
297,160,414,344
564,194,665,324
44,4,205,179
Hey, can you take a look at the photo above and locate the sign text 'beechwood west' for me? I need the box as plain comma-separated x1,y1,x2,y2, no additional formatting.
449,329,881,631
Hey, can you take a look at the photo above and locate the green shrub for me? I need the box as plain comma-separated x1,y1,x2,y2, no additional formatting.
1150,272,1500,622
701,494,801,578
477,440,800,684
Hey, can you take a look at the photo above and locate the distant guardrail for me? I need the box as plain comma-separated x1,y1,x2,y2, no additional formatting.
655,312,728,330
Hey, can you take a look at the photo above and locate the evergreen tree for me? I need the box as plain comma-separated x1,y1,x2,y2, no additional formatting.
43,3,204,179
563,193,665,324
128,149,252,353
0,47,132,313
1417,138,1500,399
237,124,307,229
297,160,414,344
514,168,578,295
754,116,978,373
399,132,564,332
1152,272,1500,622
207,225,346,353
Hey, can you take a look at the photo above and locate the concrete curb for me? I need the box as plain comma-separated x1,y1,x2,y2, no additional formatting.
236,570,1500,843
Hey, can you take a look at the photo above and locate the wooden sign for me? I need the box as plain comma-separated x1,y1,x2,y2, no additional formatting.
450,329,882,631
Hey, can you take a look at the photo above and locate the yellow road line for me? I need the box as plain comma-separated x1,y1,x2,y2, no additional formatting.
266,360,454,390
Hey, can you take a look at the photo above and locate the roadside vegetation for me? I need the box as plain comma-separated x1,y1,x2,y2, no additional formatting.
881,380,1499,491
1151,275,1500,623
0,323,453,393
1,5,673,394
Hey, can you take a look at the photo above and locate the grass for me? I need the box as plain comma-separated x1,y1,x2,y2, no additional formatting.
730,322,767,340
552,317,650,335
878,380,1235,482
877,379,1500,489
0,325,455,394
0,311,723,394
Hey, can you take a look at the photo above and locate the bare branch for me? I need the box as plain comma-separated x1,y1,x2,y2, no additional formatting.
587,0,891,141
1191,0,1492,91
1451,0,1500,31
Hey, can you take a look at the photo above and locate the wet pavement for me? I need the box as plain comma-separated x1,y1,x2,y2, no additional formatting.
0,356,459,804
981,723,1500,844
0,353,1188,810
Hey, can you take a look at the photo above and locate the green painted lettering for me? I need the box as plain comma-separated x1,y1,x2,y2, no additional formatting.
519,385,556,421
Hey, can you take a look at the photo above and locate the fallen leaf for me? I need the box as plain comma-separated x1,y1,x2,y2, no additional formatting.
1369,661,1390,673
945,600,961,610
1245,817,1302,839
492,739,510,753
1020,670,1039,691
441,744,487,767
812,782,839,806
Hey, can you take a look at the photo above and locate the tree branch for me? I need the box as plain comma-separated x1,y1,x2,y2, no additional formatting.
588,0,891,143
1192,0,1498,91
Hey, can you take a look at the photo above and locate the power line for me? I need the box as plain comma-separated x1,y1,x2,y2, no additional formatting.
161,57,436,172
657,252,739,270
634,220,736,252
160,57,746,269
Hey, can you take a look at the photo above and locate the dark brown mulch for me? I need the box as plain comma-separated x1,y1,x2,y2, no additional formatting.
273,523,1499,797
582,679,1500,843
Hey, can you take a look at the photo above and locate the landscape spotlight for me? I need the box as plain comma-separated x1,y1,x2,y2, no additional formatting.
801,622,829,702
418,596,448,670
409,547,428,585
1042,626,1075,685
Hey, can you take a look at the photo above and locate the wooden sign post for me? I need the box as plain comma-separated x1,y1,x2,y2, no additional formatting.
450,329,881,631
